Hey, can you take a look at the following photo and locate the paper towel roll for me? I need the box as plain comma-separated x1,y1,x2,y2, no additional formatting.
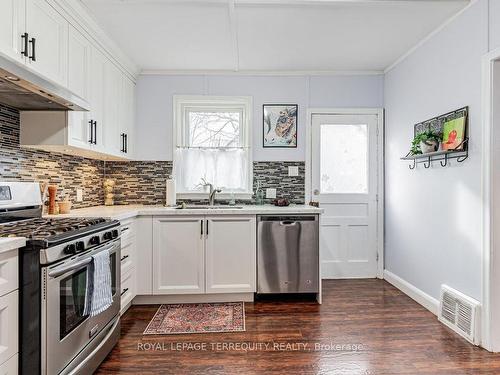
166,178,176,207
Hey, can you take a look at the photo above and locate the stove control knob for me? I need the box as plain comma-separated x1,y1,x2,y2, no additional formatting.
63,243,76,255
112,229,119,239
103,231,113,241
76,241,85,253
89,236,100,246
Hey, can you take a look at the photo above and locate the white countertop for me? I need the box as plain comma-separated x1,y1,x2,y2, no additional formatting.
47,204,323,221
0,237,26,254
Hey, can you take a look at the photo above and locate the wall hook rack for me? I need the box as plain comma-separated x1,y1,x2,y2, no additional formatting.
440,154,448,167
401,138,469,169
401,106,469,170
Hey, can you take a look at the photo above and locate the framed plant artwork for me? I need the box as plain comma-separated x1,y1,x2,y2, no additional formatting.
263,104,298,148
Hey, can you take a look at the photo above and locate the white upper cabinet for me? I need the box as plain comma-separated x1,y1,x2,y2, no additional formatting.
67,26,92,149
103,61,122,155
88,46,106,151
119,76,135,157
68,25,91,101
0,0,26,63
0,0,137,160
25,0,68,86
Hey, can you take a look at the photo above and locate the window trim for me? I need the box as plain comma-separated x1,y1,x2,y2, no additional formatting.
173,95,253,199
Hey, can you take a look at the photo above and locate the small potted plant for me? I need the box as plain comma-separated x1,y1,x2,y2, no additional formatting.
410,130,442,155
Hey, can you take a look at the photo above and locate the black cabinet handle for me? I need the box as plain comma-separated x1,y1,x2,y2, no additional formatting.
121,255,129,262
120,133,125,152
29,37,36,61
120,288,129,296
21,33,29,57
125,133,128,153
206,220,209,236
89,120,94,144
200,220,203,236
93,121,97,144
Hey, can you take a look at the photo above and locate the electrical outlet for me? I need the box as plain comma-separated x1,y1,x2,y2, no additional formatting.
266,188,277,199
288,166,299,176
76,188,83,202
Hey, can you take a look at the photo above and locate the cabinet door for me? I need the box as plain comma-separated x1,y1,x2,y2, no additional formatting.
205,216,256,293
103,61,122,156
0,291,18,366
26,0,68,85
88,46,106,149
67,27,92,149
153,217,205,295
120,76,135,157
0,0,26,63
67,25,90,101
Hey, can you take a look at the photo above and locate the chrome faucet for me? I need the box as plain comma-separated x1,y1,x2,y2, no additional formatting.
199,178,222,206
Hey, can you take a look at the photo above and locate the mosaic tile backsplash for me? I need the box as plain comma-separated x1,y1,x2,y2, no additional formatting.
0,104,305,207
104,160,305,205
0,104,104,209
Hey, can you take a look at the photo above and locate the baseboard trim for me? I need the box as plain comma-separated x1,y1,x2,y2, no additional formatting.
383,270,439,316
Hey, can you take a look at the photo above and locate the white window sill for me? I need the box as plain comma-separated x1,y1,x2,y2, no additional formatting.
177,193,253,200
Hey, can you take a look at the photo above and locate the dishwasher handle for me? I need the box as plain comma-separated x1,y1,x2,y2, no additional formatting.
258,215,318,223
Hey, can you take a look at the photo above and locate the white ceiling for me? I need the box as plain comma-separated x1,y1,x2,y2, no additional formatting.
80,0,470,73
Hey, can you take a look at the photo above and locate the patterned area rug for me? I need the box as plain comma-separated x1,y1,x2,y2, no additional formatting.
143,302,246,335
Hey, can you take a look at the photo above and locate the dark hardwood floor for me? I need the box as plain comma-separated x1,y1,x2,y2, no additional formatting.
96,279,500,374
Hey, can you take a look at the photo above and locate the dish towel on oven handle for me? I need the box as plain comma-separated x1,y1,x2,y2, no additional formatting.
83,248,113,317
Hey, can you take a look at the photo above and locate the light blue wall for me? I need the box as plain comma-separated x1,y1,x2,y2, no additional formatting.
384,0,490,301
135,74,383,161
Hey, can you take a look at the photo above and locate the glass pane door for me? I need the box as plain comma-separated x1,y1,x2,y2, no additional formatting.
320,123,368,194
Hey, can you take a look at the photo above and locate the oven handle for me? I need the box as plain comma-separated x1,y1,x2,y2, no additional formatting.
48,258,92,278
48,241,118,278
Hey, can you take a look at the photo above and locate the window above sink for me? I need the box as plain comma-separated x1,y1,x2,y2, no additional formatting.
173,95,253,200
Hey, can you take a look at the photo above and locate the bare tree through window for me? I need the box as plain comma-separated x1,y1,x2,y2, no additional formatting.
189,111,241,148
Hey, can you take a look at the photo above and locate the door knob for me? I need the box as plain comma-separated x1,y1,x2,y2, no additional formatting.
313,189,319,195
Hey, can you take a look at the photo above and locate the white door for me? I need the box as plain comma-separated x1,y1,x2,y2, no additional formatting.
26,0,68,85
0,0,26,63
67,26,91,149
205,216,256,293
152,217,205,294
311,113,380,278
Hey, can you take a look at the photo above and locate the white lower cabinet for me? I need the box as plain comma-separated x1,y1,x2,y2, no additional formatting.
153,217,205,295
205,216,256,293
119,218,137,314
152,215,256,296
0,291,18,367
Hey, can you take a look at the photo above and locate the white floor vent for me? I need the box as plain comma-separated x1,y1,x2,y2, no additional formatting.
438,285,480,345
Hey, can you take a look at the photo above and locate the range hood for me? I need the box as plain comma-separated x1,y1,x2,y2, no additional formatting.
0,54,89,111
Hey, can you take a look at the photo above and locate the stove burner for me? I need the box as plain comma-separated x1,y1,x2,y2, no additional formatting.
0,217,108,242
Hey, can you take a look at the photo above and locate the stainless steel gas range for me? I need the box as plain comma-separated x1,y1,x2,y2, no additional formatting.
0,182,121,375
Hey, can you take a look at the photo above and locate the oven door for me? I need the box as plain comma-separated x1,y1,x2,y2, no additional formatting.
42,239,121,375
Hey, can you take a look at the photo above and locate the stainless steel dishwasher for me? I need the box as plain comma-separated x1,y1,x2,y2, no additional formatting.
257,215,319,294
